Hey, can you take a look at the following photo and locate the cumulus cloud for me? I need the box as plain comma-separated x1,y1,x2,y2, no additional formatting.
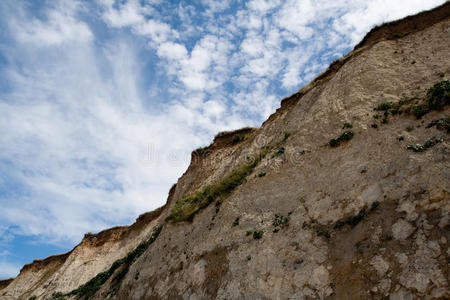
0,0,446,278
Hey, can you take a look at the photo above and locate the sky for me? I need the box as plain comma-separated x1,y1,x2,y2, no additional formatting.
0,0,446,279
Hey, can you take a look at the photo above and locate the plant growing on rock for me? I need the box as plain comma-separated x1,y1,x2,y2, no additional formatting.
407,136,443,152
232,135,244,144
426,117,450,133
272,213,290,232
427,80,449,109
253,230,264,239
283,131,291,141
168,149,269,222
329,131,354,147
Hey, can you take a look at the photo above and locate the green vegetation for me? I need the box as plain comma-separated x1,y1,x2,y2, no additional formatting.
329,131,354,147
28,296,37,300
193,146,209,157
232,217,239,227
440,73,445,78
386,32,406,40
283,131,291,141
343,122,353,129
427,80,449,109
232,135,244,144
397,136,404,141
111,226,162,285
51,292,65,300
69,226,162,299
411,104,429,119
373,81,449,121
407,136,443,152
168,150,269,222
257,172,266,177
373,113,380,119
374,102,393,111
253,230,264,240
426,117,450,133
245,230,252,236
272,213,290,232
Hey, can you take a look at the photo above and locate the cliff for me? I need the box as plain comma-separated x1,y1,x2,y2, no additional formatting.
1,3,449,299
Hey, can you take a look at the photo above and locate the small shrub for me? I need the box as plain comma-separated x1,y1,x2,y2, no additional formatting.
257,172,266,177
406,126,414,132
374,102,393,111
373,114,380,119
245,230,252,236
283,131,291,141
253,230,264,240
407,136,443,152
272,213,289,228
411,60,416,64
426,80,449,110
329,131,354,147
371,123,378,129
51,292,65,300
343,122,353,129
382,118,388,124
28,296,37,300
272,213,289,233
232,135,244,144
426,117,450,133
232,217,239,227
411,105,429,119
397,136,404,141
440,73,445,78
398,97,414,106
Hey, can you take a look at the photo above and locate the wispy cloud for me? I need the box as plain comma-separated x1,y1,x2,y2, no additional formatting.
0,0,445,278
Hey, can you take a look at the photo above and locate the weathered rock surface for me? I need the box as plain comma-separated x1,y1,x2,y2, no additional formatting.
1,3,449,300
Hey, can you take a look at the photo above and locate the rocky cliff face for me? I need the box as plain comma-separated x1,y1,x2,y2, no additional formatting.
1,3,449,300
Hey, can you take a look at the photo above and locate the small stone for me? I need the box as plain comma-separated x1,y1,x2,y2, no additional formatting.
392,219,415,240
370,255,390,277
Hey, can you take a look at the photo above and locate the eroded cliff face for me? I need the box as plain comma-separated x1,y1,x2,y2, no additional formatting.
1,3,449,300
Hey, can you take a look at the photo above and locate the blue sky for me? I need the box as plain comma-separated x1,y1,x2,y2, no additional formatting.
0,0,445,279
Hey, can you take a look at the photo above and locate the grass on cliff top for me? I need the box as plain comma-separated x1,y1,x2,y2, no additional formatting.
68,225,162,300
167,149,269,222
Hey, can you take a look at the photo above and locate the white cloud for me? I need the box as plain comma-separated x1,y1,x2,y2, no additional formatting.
157,42,188,61
99,0,148,27
12,1,92,46
0,260,20,278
